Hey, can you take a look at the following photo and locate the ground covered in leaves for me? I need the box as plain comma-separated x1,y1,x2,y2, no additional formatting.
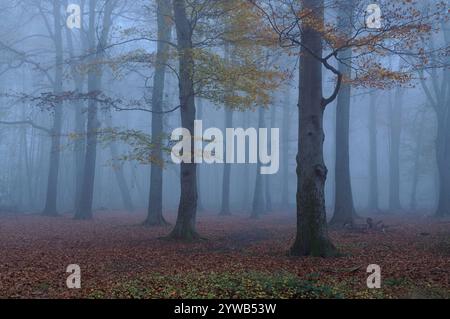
0,211,449,299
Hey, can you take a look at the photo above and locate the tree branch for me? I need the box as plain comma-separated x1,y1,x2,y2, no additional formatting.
0,120,51,134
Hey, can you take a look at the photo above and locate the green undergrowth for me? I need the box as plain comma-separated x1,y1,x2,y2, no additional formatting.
90,271,343,299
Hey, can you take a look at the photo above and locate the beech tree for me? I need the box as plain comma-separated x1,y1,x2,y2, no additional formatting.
169,0,282,239
251,0,443,256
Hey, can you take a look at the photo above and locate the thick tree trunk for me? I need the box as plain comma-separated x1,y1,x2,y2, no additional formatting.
169,0,199,240
145,0,171,226
42,0,63,217
368,92,380,212
388,88,403,211
290,0,337,257
220,109,233,216
330,2,355,227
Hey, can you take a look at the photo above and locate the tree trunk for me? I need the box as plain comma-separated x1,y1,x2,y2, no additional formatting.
74,0,114,220
64,5,86,213
281,90,291,209
196,98,205,213
220,108,233,216
435,114,450,216
264,106,275,212
368,92,380,212
241,110,251,209
410,113,425,211
73,98,85,210
169,0,199,240
251,107,265,218
388,88,403,211
145,0,171,226
42,0,63,217
105,114,134,213
330,1,355,226
290,0,337,257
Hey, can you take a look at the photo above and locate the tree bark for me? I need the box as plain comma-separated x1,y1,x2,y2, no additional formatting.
290,0,337,257
169,0,199,240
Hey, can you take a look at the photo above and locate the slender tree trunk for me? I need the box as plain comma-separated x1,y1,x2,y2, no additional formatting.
220,108,233,216
264,106,275,212
42,0,63,216
169,0,199,240
196,98,205,212
220,40,233,216
64,6,86,213
290,0,337,257
410,114,425,211
145,0,171,226
105,114,134,212
388,88,403,211
330,1,355,226
73,92,85,210
368,92,380,212
251,107,265,218
74,0,114,219
241,111,251,209
281,91,291,209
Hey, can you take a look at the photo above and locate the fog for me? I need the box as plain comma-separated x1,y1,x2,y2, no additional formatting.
0,0,447,220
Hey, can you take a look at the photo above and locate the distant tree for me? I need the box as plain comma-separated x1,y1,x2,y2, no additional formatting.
368,91,380,212
144,0,172,226
418,19,450,217
74,0,118,220
330,0,355,227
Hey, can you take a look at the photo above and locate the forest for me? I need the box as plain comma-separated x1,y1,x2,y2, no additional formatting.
0,0,449,300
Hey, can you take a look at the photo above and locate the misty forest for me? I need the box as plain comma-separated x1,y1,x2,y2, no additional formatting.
0,0,449,299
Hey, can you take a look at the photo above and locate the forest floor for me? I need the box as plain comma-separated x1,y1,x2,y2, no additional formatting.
0,211,449,299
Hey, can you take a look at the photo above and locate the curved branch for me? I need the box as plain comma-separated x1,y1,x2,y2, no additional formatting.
321,58,343,108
